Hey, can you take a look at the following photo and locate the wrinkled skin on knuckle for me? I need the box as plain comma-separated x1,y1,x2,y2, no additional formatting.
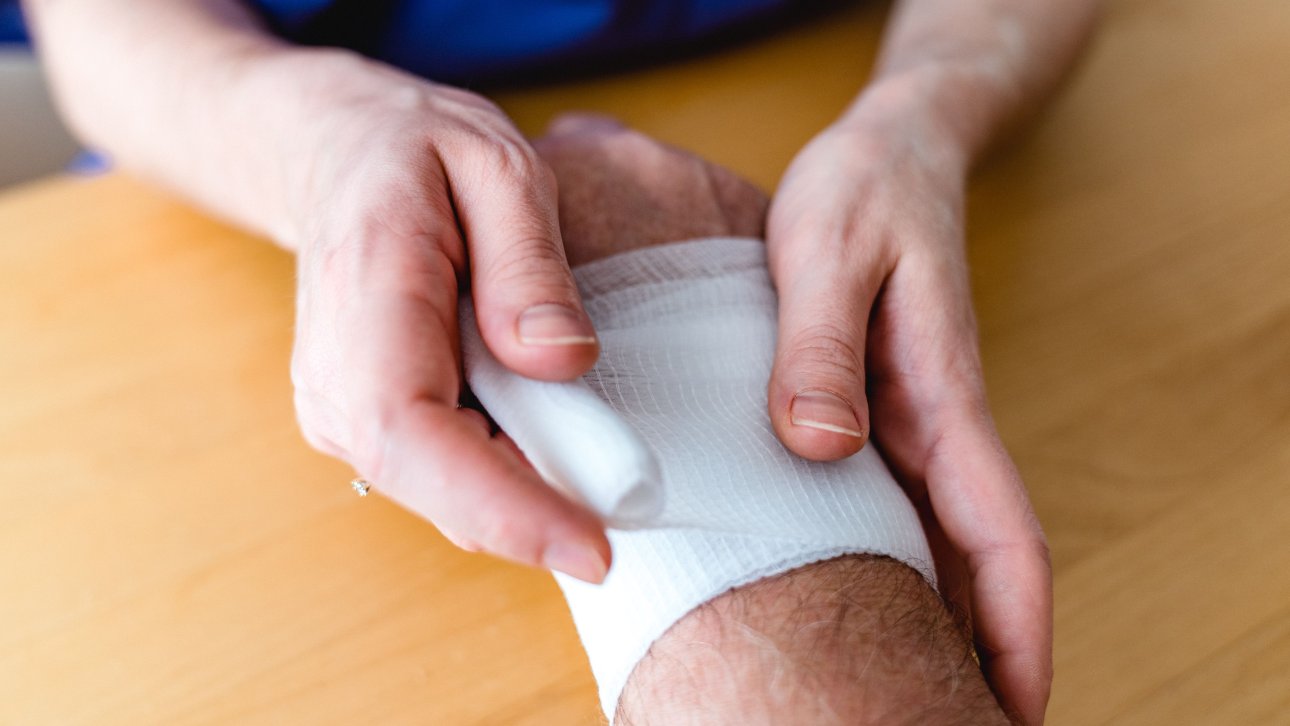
781,322,867,388
346,395,436,489
472,504,540,564
466,131,551,192
445,133,564,261
493,136,545,182
477,234,573,301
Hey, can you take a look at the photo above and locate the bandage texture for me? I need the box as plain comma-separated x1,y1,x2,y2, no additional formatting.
459,298,663,528
461,237,934,719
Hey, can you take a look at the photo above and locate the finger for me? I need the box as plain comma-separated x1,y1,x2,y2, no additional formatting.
925,410,1053,725
908,486,974,635
864,252,1049,720
381,399,612,583
432,408,496,553
335,221,610,584
766,221,893,460
445,134,599,381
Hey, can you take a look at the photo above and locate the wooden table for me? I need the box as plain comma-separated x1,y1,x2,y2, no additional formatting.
3,1,1288,723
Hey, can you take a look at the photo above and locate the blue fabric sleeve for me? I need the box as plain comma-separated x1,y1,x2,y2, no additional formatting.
254,0,798,82
0,1,805,80
0,0,27,43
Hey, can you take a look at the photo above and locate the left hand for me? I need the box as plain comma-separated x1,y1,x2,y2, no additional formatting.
765,105,1053,723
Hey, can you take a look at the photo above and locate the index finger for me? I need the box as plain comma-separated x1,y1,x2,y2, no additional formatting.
925,410,1053,725
333,219,611,583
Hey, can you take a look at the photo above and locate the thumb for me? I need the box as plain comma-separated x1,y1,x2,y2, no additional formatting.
767,240,890,461
447,138,599,381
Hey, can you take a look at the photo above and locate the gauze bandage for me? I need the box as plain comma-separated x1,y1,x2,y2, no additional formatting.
460,237,934,718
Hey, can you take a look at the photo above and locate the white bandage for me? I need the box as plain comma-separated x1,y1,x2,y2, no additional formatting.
458,301,664,528
461,237,934,719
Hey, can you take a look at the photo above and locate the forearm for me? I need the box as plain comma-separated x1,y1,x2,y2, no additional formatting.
23,0,416,249
618,555,1006,725
844,0,1103,170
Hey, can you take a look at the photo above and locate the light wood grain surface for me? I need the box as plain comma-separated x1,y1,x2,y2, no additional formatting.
2,1,1288,723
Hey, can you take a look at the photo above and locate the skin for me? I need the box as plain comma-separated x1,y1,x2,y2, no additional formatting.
23,2,1104,722
619,556,1008,725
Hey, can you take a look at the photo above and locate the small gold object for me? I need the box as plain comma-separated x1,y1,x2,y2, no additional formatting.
350,478,372,497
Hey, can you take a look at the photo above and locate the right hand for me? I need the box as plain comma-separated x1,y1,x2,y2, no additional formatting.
285,55,610,582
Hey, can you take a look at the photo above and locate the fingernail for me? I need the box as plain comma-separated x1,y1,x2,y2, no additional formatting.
517,303,597,346
543,541,608,583
790,390,865,438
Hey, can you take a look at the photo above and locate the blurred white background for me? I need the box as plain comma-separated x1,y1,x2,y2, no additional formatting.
0,45,79,187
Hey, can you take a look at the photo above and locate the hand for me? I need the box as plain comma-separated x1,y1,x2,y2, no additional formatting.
286,58,610,582
765,105,1053,722
530,113,768,263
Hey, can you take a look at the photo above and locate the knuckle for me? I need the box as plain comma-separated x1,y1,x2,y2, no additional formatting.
480,236,572,294
347,403,403,484
782,322,866,387
610,127,665,157
302,206,465,292
436,85,503,116
478,135,546,184
347,396,448,492
473,508,535,561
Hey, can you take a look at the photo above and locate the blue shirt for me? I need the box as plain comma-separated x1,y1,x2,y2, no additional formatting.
1,1,800,83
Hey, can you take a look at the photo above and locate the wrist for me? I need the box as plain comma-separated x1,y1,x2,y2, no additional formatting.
837,64,1003,175
145,41,359,249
